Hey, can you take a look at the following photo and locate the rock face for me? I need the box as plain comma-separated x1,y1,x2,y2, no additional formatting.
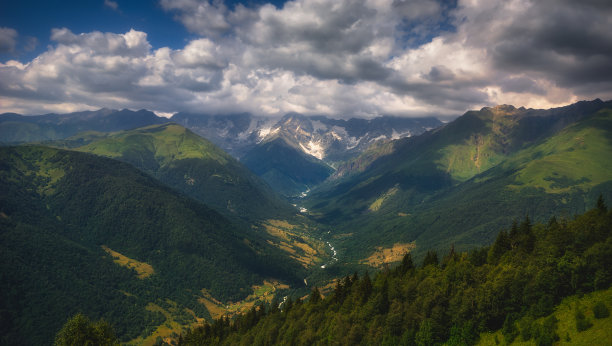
171,112,442,196
172,111,442,163
1,107,442,163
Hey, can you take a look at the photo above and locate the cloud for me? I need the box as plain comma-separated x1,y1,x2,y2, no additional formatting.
424,65,455,82
104,0,119,11
160,0,232,37
454,0,612,99
50,28,151,57
1,0,612,117
0,27,18,53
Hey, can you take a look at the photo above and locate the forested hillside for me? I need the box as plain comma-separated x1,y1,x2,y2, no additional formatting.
52,123,294,222
0,109,168,144
180,199,612,345
305,100,612,260
0,145,302,344
241,135,334,197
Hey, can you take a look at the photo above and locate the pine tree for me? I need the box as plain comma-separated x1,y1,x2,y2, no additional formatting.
422,250,439,268
442,244,458,267
396,252,415,276
54,313,117,346
309,287,322,304
597,194,607,213
360,272,373,302
488,230,510,263
509,220,519,249
518,216,535,253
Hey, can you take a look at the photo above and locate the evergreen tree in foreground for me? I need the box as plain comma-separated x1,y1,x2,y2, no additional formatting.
54,313,117,346
177,196,612,345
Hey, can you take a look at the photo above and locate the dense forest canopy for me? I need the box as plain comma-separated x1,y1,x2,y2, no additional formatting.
178,199,612,345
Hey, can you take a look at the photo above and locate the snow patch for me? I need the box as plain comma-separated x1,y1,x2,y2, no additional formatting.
391,129,400,140
258,127,272,139
370,134,387,142
299,140,325,160
346,136,362,150
236,120,257,141
258,126,280,142
391,129,412,140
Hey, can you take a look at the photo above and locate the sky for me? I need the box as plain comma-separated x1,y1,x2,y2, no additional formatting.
1,0,611,118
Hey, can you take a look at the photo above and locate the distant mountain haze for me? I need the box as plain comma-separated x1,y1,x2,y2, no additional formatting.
2,108,443,196
0,108,169,143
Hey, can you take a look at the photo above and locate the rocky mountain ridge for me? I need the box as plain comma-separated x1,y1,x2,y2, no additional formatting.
171,112,442,162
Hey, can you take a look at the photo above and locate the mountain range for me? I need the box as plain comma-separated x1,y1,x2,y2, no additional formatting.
304,99,612,261
0,108,167,144
170,111,442,162
2,108,442,197
2,99,612,344
50,123,293,222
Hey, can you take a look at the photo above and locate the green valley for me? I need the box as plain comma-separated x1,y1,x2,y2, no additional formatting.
179,202,612,345
0,145,305,344
3,0,612,344
53,123,294,222
304,100,612,261
3,100,612,346
241,136,335,197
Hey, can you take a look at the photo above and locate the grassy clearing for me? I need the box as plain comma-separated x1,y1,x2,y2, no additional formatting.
198,281,290,320
127,301,196,346
318,279,340,298
368,185,399,212
508,112,612,193
101,245,154,279
266,219,296,230
332,233,353,239
198,289,227,320
436,131,505,183
360,243,415,268
15,147,67,195
261,219,327,268
77,123,229,167
262,221,291,241
477,286,612,345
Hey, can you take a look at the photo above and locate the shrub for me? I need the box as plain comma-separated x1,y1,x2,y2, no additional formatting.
593,301,610,319
575,309,593,332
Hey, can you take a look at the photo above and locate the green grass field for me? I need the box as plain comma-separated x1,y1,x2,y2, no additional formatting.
477,287,612,345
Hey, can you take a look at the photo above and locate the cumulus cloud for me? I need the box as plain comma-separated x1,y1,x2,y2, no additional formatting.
454,0,612,100
1,0,612,117
104,0,119,11
0,27,18,53
160,0,233,37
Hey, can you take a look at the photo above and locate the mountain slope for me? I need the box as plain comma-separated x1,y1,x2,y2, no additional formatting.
54,123,294,222
0,145,302,344
170,112,275,158
181,204,612,345
241,135,335,197
171,111,442,162
291,113,443,162
305,99,612,260
0,108,169,144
